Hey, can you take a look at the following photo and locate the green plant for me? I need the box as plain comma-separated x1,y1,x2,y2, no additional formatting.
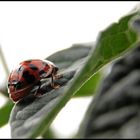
1,5,140,138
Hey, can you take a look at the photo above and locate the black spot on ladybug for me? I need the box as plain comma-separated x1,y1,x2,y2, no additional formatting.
22,71,29,77
39,70,45,75
15,81,23,90
27,75,35,83
23,71,35,84
28,64,38,71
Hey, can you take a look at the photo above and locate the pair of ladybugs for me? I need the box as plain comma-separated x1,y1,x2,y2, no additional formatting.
7,59,59,102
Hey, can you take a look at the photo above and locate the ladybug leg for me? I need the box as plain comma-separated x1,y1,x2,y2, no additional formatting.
52,67,62,79
34,81,43,97
51,74,60,89
53,66,62,79
50,67,60,89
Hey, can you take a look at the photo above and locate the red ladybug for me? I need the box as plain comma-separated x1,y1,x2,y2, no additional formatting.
7,59,59,102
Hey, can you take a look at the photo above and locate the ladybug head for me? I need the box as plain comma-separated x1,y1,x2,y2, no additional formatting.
7,65,38,102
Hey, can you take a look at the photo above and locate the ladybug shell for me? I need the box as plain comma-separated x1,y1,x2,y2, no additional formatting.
8,59,58,102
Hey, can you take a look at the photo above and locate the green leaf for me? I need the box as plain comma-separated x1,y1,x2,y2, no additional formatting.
10,45,92,138
41,128,56,139
0,100,13,127
10,9,140,138
74,71,102,97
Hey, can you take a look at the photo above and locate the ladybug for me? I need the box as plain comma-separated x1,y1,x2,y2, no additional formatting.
7,59,59,102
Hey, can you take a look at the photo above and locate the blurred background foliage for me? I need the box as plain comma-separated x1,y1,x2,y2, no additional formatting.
0,47,13,128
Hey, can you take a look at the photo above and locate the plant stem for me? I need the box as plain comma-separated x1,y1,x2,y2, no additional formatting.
0,45,9,76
